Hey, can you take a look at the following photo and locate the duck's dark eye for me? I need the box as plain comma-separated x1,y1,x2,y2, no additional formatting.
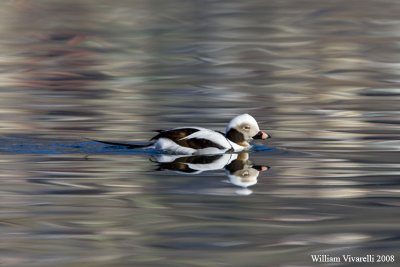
243,125,251,131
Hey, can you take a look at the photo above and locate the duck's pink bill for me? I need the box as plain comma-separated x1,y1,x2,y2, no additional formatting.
260,166,269,171
261,131,269,140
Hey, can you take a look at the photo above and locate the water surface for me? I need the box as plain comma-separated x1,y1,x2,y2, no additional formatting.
0,0,400,266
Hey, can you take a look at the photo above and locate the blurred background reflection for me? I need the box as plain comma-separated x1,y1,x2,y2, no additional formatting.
0,0,399,266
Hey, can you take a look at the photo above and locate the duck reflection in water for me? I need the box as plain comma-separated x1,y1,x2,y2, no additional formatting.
153,153,269,195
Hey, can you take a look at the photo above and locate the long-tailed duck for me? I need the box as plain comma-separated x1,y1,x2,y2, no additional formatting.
154,152,269,195
96,114,270,155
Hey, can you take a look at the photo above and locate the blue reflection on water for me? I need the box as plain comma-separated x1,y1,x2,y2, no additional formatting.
0,138,277,155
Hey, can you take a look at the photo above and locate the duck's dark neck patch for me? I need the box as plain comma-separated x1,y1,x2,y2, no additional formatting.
226,128,246,145
225,159,245,173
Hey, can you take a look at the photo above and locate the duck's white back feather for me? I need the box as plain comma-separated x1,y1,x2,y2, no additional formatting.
155,138,196,154
181,128,231,149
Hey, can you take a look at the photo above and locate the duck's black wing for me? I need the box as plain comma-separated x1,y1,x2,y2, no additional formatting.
151,128,227,150
91,128,199,149
150,128,200,141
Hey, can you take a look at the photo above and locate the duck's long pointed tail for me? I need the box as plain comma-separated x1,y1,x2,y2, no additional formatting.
91,139,152,149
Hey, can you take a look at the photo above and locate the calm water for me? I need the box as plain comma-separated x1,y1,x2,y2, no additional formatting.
1,1,400,266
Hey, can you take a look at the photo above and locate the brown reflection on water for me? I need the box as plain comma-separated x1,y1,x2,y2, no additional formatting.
0,0,400,266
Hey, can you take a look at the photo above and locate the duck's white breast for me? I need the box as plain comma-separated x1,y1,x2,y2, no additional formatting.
154,138,197,154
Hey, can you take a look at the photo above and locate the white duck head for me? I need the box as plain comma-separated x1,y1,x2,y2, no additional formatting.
225,152,269,195
225,114,270,147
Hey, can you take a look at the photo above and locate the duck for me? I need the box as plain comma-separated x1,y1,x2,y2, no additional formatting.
154,152,269,195
96,114,270,155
